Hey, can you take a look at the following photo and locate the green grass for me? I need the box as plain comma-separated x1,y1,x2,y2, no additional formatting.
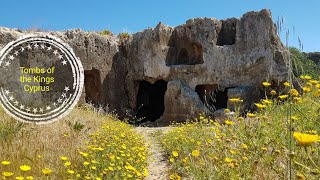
160,78,320,179
0,106,148,179
290,47,320,78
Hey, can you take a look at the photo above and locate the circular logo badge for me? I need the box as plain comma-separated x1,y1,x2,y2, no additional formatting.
0,34,84,124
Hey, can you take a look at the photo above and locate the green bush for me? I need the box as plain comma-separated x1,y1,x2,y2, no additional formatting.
290,47,320,78
99,29,113,36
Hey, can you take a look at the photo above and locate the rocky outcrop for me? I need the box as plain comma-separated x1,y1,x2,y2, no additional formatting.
0,9,288,123
125,9,287,122
0,27,120,107
162,80,210,123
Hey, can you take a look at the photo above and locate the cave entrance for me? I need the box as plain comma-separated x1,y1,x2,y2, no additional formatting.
195,84,228,111
136,80,167,122
217,19,237,46
84,68,102,104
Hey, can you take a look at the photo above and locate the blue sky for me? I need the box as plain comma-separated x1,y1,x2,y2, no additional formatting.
0,0,319,52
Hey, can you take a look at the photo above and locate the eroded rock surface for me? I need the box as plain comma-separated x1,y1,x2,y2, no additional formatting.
0,9,288,123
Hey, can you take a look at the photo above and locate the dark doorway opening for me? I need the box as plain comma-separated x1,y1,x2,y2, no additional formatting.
177,48,189,64
136,80,167,123
217,19,237,46
84,68,102,104
195,84,228,111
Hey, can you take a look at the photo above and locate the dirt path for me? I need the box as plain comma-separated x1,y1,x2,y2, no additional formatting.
135,127,172,180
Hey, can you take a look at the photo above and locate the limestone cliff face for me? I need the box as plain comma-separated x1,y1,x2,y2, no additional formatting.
0,9,288,123
125,9,288,122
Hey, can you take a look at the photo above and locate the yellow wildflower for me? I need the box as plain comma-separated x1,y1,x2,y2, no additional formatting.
175,174,181,180
60,156,68,161
247,113,257,118
1,161,11,165
278,95,288,100
229,150,236,154
283,82,290,87
172,151,178,157
303,87,311,93
300,75,311,80
225,120,234,125
15,176,24,180
169,174,175,180
309,79,319,85
242,143,248,149
2,172,14,177
290,89,299,97
121,144,127,150
262,99,272,105
225,157,232,163
19,165,31,172
67,170,74,174
42,168,53,175
143,168,148,177
79,151,88,157
291,116,299,121
191,150,200,157
255,103,266,109
64,161,71,166
262,82,271,87
293,132,319,147
26,176,33,180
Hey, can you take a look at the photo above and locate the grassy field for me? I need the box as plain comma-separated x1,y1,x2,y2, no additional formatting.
0,105,148,179
1,76,320,179
160,76,320,180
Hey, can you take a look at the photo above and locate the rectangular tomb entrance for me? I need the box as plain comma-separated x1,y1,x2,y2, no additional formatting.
84,68,102,104
195,84,228,111
136,80,168,122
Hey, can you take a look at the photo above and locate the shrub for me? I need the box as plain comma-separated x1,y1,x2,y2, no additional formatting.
290,47,320,78
118,32,131,41
99,29,113,36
